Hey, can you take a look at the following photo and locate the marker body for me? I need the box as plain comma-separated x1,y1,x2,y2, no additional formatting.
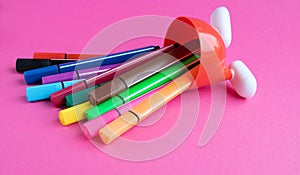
88,40,199,105
50,45,174,107
85,54,199,120
42,63,120,84
99,68,197,144
82,85,165,138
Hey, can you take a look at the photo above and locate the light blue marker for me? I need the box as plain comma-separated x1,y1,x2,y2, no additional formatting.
26,80,82,102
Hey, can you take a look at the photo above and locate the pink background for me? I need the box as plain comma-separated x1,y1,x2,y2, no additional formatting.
1,0,300,174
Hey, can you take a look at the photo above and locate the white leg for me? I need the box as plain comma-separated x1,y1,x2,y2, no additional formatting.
229,60,257,98
210,6,232,48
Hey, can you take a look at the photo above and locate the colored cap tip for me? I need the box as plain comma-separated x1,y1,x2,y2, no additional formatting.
24,65,59,84
81,126,94,139
99,127,118,144
58,108,78,126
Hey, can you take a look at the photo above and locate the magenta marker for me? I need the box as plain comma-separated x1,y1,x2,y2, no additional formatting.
81,85,167,138
42,63,121,84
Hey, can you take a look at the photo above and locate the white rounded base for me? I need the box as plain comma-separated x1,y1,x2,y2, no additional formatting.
229,60,257,98
210,6,232,48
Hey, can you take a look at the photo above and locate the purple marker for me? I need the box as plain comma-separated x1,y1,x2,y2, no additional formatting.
42,63,121,84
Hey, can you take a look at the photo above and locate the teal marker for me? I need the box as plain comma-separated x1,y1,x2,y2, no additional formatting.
65,85,100,107
85,54,199,120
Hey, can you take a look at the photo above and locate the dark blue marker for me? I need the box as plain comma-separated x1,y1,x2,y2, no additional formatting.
24,45,159,84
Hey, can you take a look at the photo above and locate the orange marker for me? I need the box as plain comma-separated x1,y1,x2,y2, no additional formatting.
99,67,198,144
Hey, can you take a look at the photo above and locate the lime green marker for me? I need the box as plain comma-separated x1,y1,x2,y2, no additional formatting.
85,54,200,120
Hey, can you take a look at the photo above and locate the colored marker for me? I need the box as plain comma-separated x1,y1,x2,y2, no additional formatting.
42,63,120,84
82,85,165,138
88,39,200,105
58,102,92,126
99,66,198,144
50,45,176,107
65,86,101,107
33,52,104,60
24,45,158,84
16,58,77,73
58,54,198,126
26,80,82,102
85,54,200,120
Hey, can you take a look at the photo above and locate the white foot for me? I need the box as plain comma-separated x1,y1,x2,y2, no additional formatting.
210,6,232,48
229,60,257,98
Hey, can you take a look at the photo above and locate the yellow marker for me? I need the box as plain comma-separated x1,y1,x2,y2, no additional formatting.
99,67,197,144
58,102,93,126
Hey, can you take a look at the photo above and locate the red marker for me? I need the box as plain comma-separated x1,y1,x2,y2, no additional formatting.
33,52,104,60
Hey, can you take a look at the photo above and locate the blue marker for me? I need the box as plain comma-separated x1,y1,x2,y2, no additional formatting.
24,46,159,84
26,80,82,102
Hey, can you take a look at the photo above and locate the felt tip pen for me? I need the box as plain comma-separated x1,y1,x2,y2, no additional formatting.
81,85,165,138
58,54,198,126
50,45,176,107
26,80,82,102
60,84,165,127
65,85,101,107
88,39,200,105
42,63,120,84
16,58,78,73
24,45,158,84
99,66,199,144
33,52,104,60
85,54,200,120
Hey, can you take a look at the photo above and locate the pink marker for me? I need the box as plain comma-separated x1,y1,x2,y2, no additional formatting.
42,63,121,84
81,85,167,138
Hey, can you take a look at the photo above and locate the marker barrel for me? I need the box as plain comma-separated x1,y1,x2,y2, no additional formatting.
82,85,165,138
50,45,175,107
99,67,197,144
88,40,199,105
42,63,120,84
85,54,200,120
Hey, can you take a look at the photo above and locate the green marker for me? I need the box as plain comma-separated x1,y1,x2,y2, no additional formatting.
85,54,200,120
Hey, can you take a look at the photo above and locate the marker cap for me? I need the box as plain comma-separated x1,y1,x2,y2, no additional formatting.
58,102,92,126
16,58,75,73
33,52,66,59
26,82,63,102
26,80,82,102
24,65,59,84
